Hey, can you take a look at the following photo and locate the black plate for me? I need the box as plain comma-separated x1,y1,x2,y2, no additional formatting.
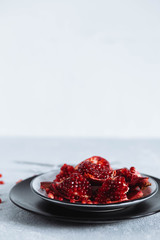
30,171,158,212
9,175,160,223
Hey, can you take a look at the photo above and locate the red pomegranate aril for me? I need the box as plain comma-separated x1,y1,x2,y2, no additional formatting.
93,201,98,204
48,192,54,199
45,188,50,194
58,197,64,201
16,179,23,184
0,173,4,204
87,200,93,204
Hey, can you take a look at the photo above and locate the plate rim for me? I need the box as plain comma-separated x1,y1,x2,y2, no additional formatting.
30,171,159,209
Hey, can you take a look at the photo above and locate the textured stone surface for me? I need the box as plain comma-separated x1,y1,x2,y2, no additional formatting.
0,137,160,240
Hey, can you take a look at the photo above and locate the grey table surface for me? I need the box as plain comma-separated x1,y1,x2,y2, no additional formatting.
0,137,160,240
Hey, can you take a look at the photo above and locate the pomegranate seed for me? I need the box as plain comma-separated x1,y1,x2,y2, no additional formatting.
48,193,54,199
16,179,23,184
0,173,4,203
93,201,98,204
58,197,64,201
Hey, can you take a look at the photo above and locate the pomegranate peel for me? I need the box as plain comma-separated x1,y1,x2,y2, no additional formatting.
127,187,143,200
40,181,52,190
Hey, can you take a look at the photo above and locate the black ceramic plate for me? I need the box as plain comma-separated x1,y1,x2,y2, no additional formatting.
30,171,158,212
9,175,160,223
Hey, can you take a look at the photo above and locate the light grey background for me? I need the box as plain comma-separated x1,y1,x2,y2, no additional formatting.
0,0,160,138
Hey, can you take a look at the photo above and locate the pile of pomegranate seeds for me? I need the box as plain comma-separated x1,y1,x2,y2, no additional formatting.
40,156,151,204
0,173,4,204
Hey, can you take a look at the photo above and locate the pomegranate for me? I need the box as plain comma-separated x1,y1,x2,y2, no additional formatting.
53,173,92,203
127,187,143,200
40,156,152,204
40,181,52,190
75,156,113,183
54,164,76,183
116,167,151,189
95,176,129,203
41,181,64,200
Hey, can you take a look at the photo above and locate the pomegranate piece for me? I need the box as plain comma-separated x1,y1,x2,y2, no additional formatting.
127,187,143,200
16,179,23,184
75,156,113,183
95,176,129,204
40,156,152,204
85,156,111,166
41,181,63,200
54,173,92,203
116,167,151,189
40,181,52,190
131,176,151,189
54,164,76,183
47,190,64,201
75,156,111,169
